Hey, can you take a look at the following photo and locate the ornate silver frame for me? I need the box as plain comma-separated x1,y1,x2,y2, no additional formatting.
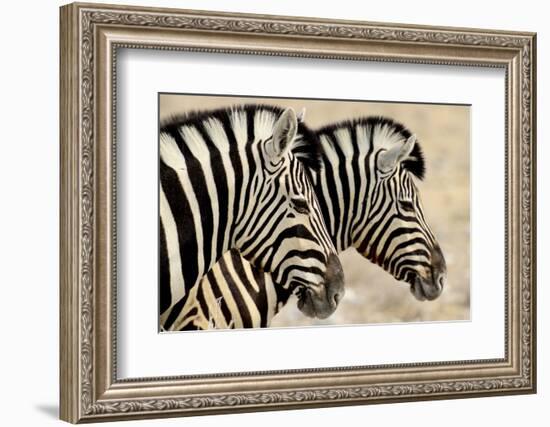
60,2,536,423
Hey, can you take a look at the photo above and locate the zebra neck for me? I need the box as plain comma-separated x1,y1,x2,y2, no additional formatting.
313,161,365,253
314,171,354,253
315,127,376,253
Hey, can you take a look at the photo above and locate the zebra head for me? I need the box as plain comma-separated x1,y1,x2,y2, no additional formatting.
234,106,344,319
350,121,446,301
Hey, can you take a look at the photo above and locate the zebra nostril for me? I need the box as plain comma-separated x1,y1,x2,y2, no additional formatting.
326,254,345,309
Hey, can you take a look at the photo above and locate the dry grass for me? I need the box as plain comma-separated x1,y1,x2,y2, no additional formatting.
160,95,470,327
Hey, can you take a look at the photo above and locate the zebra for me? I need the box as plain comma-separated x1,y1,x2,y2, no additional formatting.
159,104,344,331
180,115,447,329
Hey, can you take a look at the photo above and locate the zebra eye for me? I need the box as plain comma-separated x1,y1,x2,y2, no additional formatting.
399,200,415,212
292,198,310,214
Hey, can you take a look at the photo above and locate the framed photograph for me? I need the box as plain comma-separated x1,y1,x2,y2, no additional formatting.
59,2,536,423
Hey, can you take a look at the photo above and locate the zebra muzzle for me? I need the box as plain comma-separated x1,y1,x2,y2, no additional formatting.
410,245,447,301
297,254,345,319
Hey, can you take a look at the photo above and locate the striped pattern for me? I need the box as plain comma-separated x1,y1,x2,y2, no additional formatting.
159,105,342,331
183,116,447,330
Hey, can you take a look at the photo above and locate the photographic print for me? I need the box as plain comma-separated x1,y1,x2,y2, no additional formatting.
159,94,470,331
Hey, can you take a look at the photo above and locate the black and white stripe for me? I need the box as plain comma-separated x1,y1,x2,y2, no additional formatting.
184,116,447,329
159,105,344,331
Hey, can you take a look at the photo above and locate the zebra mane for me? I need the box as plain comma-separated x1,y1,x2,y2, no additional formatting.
316,116,426,180
160,104,322,172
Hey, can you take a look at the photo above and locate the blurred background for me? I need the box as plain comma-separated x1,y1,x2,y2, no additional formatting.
160,94,470,327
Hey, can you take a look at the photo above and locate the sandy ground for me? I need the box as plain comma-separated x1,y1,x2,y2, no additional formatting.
160,94,470,327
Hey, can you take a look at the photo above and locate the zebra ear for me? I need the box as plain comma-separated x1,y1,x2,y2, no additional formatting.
267,108,298,160
377,134,416,173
